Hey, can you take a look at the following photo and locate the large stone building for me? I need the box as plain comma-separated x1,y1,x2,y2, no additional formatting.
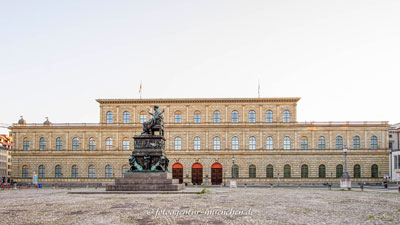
10,98,389,185
389,123,400,181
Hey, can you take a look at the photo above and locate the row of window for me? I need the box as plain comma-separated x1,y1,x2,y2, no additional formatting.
174,135,380,150
236,164,379,178
23,135,380,151
25,165,130,178
23,137,131,151
106,110,291,124
24,164,379,179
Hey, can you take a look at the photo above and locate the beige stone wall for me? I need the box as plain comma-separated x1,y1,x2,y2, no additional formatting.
10,98,390,184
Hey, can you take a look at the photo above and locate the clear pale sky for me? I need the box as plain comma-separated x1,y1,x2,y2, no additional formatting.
1,1,399,134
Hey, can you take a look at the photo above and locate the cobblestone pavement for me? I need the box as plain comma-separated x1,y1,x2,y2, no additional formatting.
1,187,400,224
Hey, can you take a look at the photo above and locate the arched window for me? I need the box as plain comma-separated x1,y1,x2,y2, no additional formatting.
39,137,46,150
266,110,273,123
23,138,30,151
213,111,220,123
284,164,291,178
22,165,28,178
122,165,128,175
301,164,308,178
38,165,45,178
122,138,130,150
248,136,256,150
283,110,290,122
354,164,361,178
371,136,378,149
232,164,239,178
266,165,273,178
336,164,343,178
106,111,113,123
123,111,130,123
106,137,113,150
72,137,79,151
318,136,326,150
105,165,113,178
88,165,96,178
140,111,147,123
194,111,201,123
213,137,221,150
301,137,308,150
231,110,239,123
371,164,378,178
174,137,182,150
249,165,256,178
249,110,256,123
55,165,62,178
232,137,239,150
194,137,201,150
56,137,63,150
266,136,273,150
353,136,361,150
336,136,343,150
174,111,182,123
72,165,78,178
319,164,326,178
89,137,96,150
283,136,291,150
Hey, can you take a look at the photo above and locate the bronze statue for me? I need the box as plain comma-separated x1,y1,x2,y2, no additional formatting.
141,105,164,136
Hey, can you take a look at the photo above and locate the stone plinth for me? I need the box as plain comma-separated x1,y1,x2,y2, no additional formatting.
106,172,184,191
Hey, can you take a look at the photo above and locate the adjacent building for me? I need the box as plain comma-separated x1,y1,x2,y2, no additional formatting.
10,97,390,185
0,134,12,181
389,123,400,182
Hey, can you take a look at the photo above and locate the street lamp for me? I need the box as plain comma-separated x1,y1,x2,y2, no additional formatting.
340,145,351,190
230,155,237,188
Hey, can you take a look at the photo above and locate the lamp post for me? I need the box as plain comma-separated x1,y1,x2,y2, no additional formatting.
340,145,351,190
230,155,237,188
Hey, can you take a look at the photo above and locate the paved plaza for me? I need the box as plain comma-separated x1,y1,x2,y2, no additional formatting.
1,187,400,224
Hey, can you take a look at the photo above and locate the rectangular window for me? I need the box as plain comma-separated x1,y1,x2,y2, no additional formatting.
394,156,398,169
194,113,200,123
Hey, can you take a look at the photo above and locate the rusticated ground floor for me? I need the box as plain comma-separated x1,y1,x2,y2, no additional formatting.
11,151,389,184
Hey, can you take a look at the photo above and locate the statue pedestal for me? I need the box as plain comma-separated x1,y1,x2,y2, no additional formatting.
106,172,184,191
107,134,184,192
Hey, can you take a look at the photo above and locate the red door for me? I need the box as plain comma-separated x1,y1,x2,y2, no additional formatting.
172,163,183,184
192,163,203,185
211,163,223,185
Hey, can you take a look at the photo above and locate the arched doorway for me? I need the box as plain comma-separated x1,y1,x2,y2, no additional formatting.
211,163,223,185
172,163,183,184
192,163,203,185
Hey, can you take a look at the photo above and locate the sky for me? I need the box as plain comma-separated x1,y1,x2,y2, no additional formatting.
1,0,399,134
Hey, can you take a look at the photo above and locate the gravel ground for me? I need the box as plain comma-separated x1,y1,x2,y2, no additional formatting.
1,187,399,225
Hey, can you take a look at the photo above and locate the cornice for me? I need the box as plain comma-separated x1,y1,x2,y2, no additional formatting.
95,97,301,104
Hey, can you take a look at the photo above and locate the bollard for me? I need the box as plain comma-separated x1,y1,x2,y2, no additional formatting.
244,183,247,188
13,184,17,190
270,184,273,189
360,184,364,191
328,184,332,190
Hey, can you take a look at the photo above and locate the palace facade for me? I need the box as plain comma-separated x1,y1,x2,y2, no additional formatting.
10,98,390,185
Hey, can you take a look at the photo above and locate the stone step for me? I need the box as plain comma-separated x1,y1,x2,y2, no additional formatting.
115,178,179,185
106,183,184,191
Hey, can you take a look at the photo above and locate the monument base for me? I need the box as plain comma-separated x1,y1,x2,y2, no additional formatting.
106,172,184,191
